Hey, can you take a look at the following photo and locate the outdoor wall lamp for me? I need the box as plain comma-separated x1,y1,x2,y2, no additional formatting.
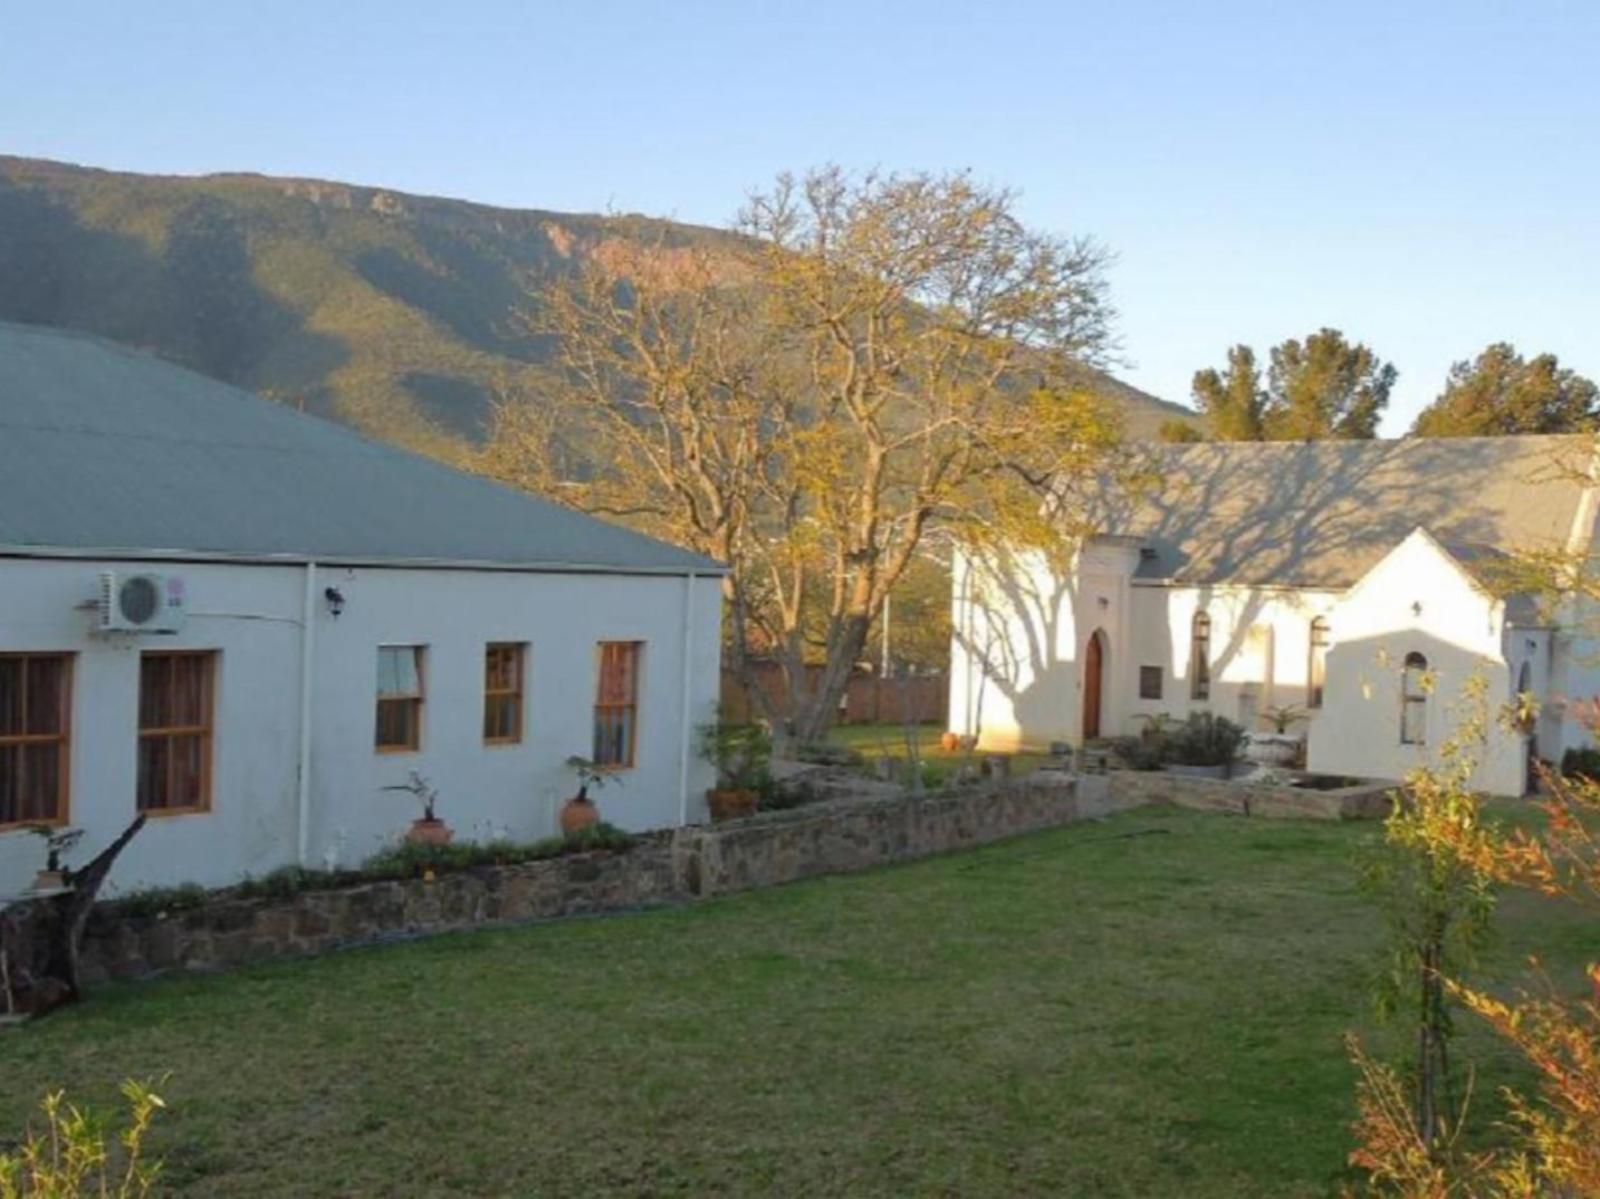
324,587,346,618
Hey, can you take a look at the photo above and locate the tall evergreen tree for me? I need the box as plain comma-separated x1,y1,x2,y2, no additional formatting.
1263,328,1395,440
1411,342,1598,436
1190,344,1265,440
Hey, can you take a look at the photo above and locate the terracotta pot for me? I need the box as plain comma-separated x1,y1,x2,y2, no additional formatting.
405,818,453,847
560,795,599,836
706,788,759,822
939,731,961,753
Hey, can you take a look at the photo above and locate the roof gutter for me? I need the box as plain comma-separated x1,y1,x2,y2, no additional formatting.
296,562,317,868
677,571,697,828
0,544,729,578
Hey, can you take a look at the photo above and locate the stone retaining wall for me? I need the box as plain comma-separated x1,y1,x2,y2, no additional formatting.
58,776,1081,984
675,775,1081,896
1107,769,1395,821
76,844,682,985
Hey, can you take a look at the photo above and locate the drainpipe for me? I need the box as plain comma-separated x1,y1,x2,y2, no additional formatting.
677,571,697,827
296,562,318,867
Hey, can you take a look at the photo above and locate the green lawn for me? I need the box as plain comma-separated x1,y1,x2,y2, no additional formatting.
828,721,1052,777
1,806,1590,1196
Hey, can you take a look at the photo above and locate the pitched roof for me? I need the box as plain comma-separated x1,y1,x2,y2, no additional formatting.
0,321,721,574
1097,436,1594,589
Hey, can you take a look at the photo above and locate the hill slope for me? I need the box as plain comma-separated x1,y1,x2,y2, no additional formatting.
0,156,1192,450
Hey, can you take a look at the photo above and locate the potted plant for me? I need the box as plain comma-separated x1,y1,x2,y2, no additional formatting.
383,771,452,846
698,721,772,822
1163,712,1247,779
1247,704,1307,767
26,825,83,891
561,755,613,835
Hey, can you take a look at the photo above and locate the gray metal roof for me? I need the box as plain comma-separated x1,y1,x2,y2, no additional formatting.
1099,435,1593,589
0,321,723,574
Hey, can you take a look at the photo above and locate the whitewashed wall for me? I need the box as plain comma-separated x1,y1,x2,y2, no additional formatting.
950,527,1546,795
1306,532,1524,795
1124,584,1340,735
950,542,1339,750
0,557,721,895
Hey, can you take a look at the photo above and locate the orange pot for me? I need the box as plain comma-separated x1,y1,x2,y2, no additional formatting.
406,819,453,847
939,731,961,752
561,795,599,836
707,788,759,822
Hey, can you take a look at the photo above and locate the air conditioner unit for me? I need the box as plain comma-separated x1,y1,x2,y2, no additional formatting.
98,572,188,634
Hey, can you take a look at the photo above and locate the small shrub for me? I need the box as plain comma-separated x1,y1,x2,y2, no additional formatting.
1108,735,1166,772
113,827,641,911
0,1079,166,1198
111,883,209,919
562,821,636,854
698,721,773,790
919,761,948,791
1167,712,1248,768
1562,745,1600,781
760,773,819,812
361,823,635,879
793,742,862,767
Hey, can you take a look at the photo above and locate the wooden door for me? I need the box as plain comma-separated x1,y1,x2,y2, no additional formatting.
1083,631,1104,741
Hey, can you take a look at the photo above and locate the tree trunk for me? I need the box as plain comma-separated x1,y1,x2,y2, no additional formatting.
1415,925,1450,1149
1,815,145,1018
789,611,874,745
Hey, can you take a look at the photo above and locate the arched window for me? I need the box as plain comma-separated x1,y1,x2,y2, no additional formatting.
1307,617,1330,709
1401,652,1429,745
1190,611,1211,701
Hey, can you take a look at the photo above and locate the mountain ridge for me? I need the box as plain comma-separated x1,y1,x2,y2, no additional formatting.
0,154,1194,452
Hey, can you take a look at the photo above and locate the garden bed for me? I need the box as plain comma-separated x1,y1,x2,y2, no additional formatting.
1109,767,1395,820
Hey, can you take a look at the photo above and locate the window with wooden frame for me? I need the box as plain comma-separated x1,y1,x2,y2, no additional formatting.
0,653,72,827
138,651,215,814
593,641,641,768
376,645,425,753
483,642,526,745
1189,611,1212,701
1307,617,1330,709
1401,652,1429,746
1139,665,1163,701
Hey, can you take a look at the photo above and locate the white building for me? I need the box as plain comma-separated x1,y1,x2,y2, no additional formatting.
0,322,723,893
950,436,1600,796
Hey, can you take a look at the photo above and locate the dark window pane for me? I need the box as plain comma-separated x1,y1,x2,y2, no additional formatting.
484,695,517,742
24,658,64,734
0,743,19,823
140,657,170,729
0,658,22,736
171,657,207,726
376,698,418,750
1139,666,1163,700
138,737,170,811
170,735,205,808
21,742,59,821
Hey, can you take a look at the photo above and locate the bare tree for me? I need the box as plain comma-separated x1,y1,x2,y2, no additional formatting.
481,168,1123,744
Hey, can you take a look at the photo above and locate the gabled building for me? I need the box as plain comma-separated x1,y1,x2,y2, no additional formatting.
950,435,1600,795
0,321,723,892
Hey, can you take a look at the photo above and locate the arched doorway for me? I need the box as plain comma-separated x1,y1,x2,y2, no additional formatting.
1083,629,1107,741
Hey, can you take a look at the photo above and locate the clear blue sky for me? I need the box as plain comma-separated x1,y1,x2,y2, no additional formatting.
6,0,1596,431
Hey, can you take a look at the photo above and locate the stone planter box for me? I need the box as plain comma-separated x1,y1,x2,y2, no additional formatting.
1112,769,1395,821
1164,763,1232,780
1245,734,1302,767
